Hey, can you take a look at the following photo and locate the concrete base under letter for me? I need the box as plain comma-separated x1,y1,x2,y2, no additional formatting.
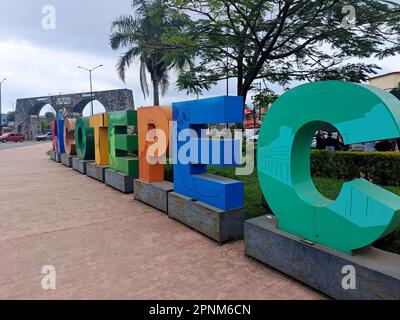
55,152,61,163
72,158,93,175
50,150,56,161
168,192,244,244
105,169,135,194
86,163,108,183
61,154,76,168
134,180,174,213
244,215,400,300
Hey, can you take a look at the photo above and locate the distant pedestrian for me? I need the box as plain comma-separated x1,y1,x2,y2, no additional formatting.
325,133,337,151
337,134,347,151
316,130,326,150
375,140,394,152
364,141,376,152
396,138,400,151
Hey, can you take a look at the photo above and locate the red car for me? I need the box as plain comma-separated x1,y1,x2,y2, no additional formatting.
1,133,25,143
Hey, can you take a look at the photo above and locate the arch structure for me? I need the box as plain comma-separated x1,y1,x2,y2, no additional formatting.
14,89,135,140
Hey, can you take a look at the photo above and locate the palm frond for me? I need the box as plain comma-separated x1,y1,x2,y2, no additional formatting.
111,15,136,32
110,0,195,103
131,0,150,13
116,47,139,82
140,59,150,98
109,30,137,50
159,70,170,96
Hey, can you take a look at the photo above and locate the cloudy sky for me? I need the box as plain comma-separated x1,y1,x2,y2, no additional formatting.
0,0,400,115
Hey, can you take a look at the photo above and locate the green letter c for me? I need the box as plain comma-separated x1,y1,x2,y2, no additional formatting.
258,81,400,254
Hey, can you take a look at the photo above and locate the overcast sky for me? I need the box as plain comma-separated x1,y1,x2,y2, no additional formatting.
0,0,400,115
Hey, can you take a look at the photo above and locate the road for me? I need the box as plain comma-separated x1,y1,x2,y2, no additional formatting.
0,143,324,300
0,140,50,151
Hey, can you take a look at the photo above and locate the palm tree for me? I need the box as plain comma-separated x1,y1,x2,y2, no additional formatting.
110,0,192,106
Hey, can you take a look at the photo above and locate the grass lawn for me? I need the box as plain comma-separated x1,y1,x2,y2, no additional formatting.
209,166,400,255
208,166,266,220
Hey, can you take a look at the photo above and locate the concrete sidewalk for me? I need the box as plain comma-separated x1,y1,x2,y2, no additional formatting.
0,140,48,151
0,143,324,300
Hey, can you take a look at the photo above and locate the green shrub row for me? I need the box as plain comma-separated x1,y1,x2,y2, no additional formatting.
165,150,400,187
164,163,174,183
311,150,400,186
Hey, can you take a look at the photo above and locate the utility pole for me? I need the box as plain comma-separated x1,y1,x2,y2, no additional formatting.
226,47,229,129
9,100,15,112
78,65,103,115
226,46,229,96
0,78,6,135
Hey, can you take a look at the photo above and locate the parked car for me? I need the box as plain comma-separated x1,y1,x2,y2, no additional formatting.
244,128,260,139
1,133,25,143
311,137,317,149
349,143,365,151
35,132,52,141
247,134,259,143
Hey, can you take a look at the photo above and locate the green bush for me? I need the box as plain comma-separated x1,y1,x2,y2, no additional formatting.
311,150,400,186
375,229,400,254
164,163,174,183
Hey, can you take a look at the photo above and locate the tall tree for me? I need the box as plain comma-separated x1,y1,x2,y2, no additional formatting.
45,112,55,119
110,0,193,105
164,0,400,102
6,111,15,122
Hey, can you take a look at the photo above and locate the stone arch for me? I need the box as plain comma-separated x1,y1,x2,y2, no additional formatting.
73,98,93,115
71,90,135,115
31,103,57,117
19,102,57,139
30,102,48,116
81,100,107,117
14,89,134,140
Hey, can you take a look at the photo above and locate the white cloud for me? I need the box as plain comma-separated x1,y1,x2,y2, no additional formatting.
367,55,400,74
0,38,232,114
1,37,400,115
0,38,121,112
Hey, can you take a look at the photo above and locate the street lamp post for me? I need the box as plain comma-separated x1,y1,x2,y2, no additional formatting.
78,65,103,116
0,78,6,135
226,46,229,96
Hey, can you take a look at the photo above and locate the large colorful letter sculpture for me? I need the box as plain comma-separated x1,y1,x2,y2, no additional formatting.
173,96,243,211
75,117,94,160
51,120,58,152
138,107,172,182
56,113,65,154
108,110,139,176
90,114,109,166
258,81,400,254
63,118,76,156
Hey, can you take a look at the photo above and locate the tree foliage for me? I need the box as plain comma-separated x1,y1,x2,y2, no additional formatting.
110,0,194,105
6,111,15,122
41,120,50,133
45,112,55,119
163,0,400,101
252,89,279,111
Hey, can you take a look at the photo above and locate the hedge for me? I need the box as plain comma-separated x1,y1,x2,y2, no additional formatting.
164,162,174,183
311,150,400,186
165,150,400,186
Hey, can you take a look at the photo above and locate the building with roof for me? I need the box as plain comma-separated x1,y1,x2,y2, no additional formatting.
369,71,400,90
0,113,7,126
369,71,400,101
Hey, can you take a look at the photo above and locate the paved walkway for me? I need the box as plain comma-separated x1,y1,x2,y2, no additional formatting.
0,140,49,151
0,143,324,300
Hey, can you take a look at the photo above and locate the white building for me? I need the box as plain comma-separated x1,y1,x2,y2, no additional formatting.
369,71,400,91
0,113,7,126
